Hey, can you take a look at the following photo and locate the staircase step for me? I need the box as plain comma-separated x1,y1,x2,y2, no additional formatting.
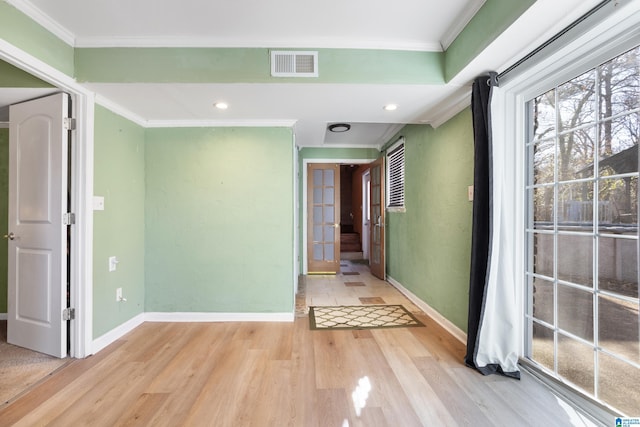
340,232,362,252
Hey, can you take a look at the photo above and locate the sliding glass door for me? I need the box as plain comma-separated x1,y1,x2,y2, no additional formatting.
524,46,640,415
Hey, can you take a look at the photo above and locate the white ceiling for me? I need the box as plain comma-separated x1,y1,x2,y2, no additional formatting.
19,0,483,50
3,0,603,147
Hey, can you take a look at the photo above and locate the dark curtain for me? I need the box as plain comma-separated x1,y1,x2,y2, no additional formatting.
465,72,518,378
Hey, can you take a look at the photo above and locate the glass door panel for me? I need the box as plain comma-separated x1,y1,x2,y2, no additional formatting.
307,163,340,273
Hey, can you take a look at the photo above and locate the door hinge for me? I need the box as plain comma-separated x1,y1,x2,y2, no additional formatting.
63,307,75,321
64,117,76,131
63,212,76,225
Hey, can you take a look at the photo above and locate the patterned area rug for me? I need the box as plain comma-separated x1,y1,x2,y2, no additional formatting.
309,305,424,330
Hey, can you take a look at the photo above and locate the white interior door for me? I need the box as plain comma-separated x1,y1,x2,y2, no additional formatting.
7,93,69,358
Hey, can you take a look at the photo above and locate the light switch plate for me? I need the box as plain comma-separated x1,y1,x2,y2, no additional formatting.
108,256,118,272
468,185,474,202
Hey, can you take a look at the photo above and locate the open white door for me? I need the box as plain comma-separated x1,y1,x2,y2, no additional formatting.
7,93,69,358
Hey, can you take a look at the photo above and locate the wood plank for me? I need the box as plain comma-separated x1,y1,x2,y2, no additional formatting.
233,322,294,361
0,273,602,426
44,324,196,426
413,356,494,426
315,388,353,427
447,366,532,425
180,340,267,426
112,392,170,427
372,328,454,425
289,316,320,427
244,360,296,426
0,340,124,425
350,331,423,427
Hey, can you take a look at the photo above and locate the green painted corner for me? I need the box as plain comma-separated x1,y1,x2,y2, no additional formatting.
74,47,444,84
144,127,294,313
0,128,7,313
0,2,74,77
445,0,536,81
0,59,53,87
385,109,474,332
92,106,146,339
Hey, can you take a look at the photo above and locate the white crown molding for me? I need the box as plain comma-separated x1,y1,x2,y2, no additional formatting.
91,312,145,355
74,36,443,52
425,87,472,128
94,94,147,127
387,276,467,345
145,312,295,322
5,0,75,46
145,119,297,128
94,94,298,129
440,0,487,50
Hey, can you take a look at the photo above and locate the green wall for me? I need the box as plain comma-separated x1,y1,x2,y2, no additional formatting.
75,48,444,84
445,0,535,81
0,2,74,77
385,109,474,332
0,128,7,313
0,59,53,87
145,127,294,313
93,106,146,338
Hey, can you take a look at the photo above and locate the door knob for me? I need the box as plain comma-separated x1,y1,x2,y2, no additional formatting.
3,232,15,240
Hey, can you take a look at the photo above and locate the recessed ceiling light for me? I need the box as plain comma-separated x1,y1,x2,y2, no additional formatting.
214,102,228,110
328,123,351,133
384,104,398,111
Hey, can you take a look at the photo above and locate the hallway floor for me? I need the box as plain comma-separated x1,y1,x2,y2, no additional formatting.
0,261,600,426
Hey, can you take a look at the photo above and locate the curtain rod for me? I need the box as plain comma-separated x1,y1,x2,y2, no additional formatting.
497,0,613,84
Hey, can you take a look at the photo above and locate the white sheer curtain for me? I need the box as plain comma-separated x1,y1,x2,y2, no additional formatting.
473,83,520,376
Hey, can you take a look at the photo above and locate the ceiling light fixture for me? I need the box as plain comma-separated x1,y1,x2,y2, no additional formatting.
328,123,351,133
214,102,228,110
383,104,398,111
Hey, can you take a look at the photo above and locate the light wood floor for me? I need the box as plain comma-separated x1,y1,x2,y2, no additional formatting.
0,261,598,426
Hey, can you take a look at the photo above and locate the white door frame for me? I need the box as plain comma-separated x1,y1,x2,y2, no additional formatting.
0,40,95,358
301,158,375,274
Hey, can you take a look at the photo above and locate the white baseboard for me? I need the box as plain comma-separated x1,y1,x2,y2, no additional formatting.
0,313,7,320
144,312,295,323
387,276,467,345
89,311,293,356
91,312,145,355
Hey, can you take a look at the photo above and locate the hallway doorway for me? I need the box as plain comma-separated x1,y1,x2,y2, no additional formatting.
303,157,378,276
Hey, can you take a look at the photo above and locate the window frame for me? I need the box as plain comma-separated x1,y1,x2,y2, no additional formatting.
386,137,406,212
493,2,640,421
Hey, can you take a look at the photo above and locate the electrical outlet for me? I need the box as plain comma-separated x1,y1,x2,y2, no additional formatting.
116,287,122,302
93,196,105,211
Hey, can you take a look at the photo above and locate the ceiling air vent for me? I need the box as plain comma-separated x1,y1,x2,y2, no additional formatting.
271,51,318,77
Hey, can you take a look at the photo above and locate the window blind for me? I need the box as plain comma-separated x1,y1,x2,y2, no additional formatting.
387,143,405,208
